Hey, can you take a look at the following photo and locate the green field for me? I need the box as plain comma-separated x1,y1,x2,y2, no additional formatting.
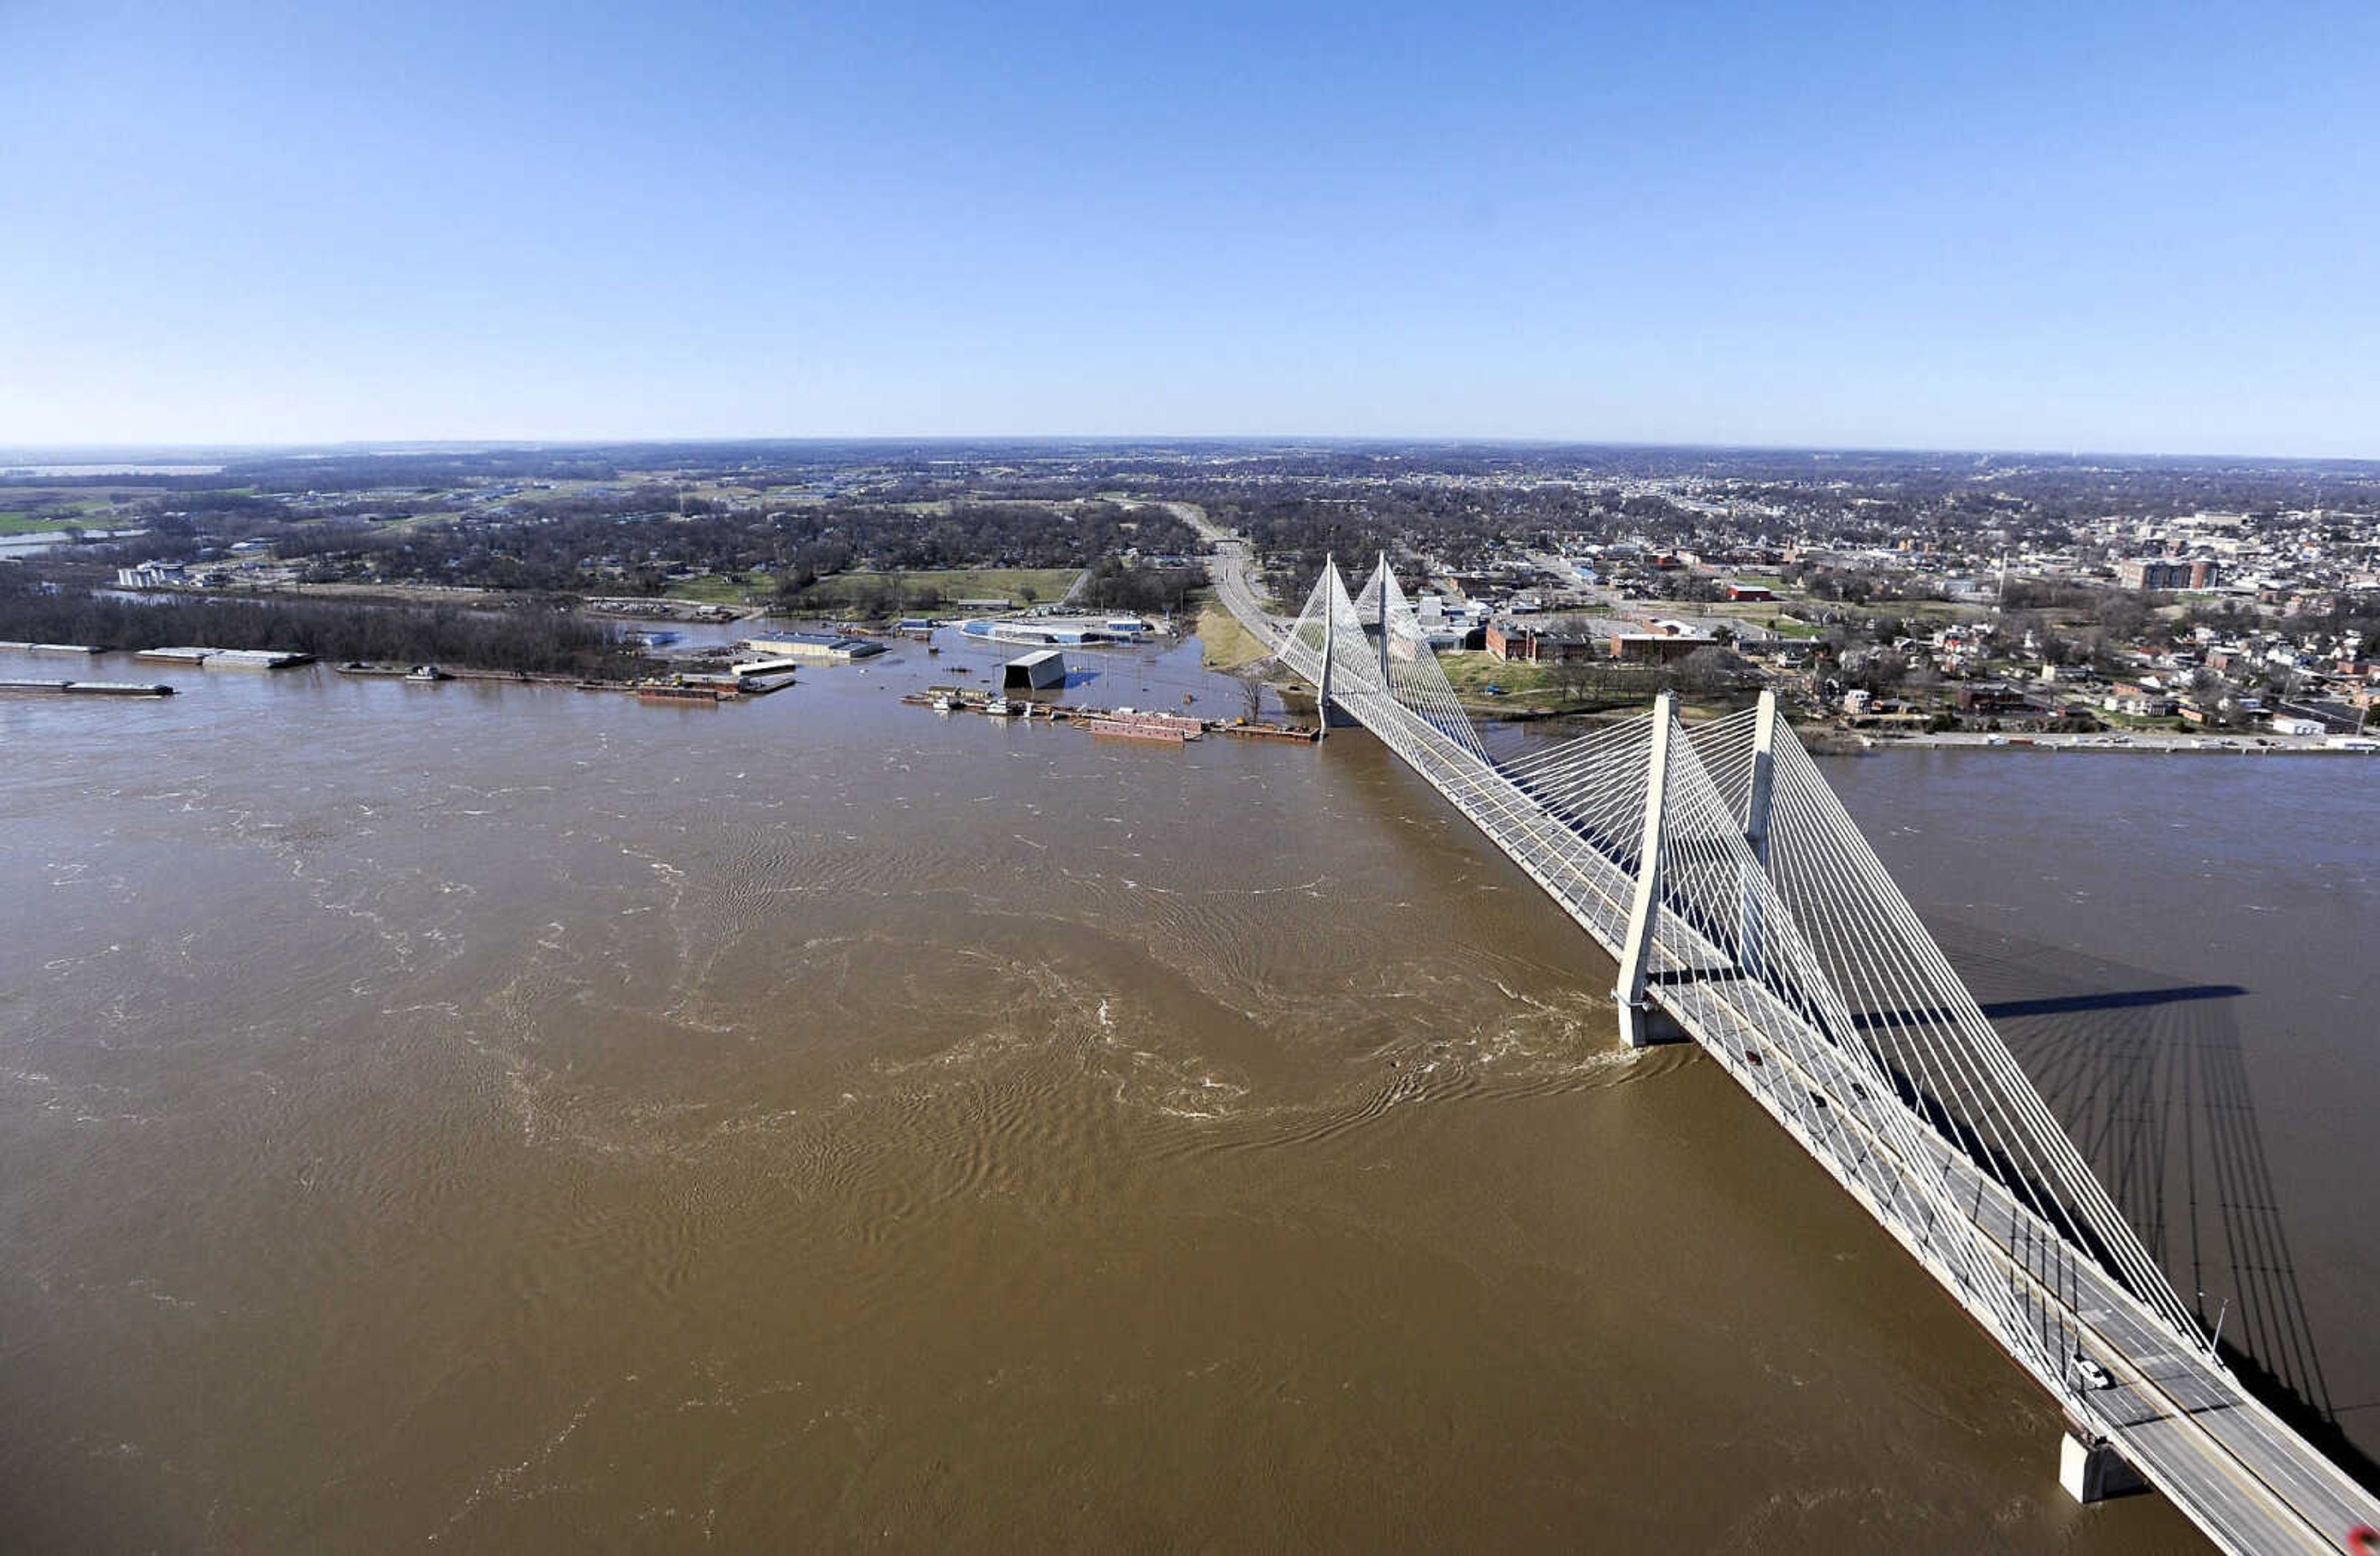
1435,648,1685,716
787,568,1081,608
662,574,760,604
0,511,76,534
1436,650,1579,711
1437,650,1557,697
0,493,143,534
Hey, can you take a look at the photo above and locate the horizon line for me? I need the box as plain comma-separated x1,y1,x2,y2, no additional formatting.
6,434,2378,468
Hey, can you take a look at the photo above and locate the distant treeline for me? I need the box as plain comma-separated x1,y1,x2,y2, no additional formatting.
64,497,1205,601
0,577,641,678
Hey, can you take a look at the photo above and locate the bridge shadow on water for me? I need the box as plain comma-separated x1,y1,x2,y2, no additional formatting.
1936,923,2378,1490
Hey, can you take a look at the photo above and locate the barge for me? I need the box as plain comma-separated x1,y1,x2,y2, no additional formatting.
0,678,175,697
136,647,313,669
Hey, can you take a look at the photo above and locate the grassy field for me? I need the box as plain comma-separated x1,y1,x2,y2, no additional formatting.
1435,648,1693,717
0,487,159,533
1191,596,1270,671
0,510,121,534
1434,651,1576,712
662,574,760,604
787,568,1080,608
1437,650,1558,697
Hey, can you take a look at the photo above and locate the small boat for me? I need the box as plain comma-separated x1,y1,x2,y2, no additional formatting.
403,665,450,683
981,696,1020,717
931,692,955,712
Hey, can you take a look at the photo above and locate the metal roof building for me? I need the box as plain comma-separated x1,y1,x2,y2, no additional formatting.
741,633,886,661
1002,649,1066,691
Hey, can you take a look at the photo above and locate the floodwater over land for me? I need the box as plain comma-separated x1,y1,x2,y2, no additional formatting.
2,632,2371,1551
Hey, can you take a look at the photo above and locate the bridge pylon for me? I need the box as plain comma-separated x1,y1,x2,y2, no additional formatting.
1613,691,1678,1048
1316,553,1335,738
1739,689,1779,979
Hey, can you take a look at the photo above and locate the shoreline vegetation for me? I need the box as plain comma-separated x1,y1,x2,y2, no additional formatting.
0,580,647,680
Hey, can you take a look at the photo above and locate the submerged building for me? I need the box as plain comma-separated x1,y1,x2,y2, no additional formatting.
740,633,886,662
1002,649,1066,691
958,616,1155,647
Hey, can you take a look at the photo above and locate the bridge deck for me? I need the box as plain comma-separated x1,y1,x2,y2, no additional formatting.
1199,531,2380,1554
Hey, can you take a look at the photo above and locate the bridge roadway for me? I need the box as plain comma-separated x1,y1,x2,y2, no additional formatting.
1196,531,2380,1554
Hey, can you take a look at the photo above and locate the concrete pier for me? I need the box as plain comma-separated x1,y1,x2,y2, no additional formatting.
2061,1433,2146,1503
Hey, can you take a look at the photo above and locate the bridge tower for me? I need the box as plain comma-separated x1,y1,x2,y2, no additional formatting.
1739,689,1779,978
1377,552,1391,686
1316,553,1335,740
1613,691,1676,1048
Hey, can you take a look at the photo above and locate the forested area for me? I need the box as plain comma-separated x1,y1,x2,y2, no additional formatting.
67,497,1204,601
0,573,640,677
1069,558,1206,614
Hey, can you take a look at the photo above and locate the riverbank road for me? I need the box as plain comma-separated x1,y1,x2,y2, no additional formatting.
1870,730,2372,755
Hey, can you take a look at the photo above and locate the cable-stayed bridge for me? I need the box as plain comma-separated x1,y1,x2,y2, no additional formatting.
1213,542,2378,1555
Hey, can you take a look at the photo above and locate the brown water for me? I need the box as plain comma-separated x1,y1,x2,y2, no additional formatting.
1823,748,2380,1482
3,634,2367,1552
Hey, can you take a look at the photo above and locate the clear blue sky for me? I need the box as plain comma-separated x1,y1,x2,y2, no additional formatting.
4,1,2375,455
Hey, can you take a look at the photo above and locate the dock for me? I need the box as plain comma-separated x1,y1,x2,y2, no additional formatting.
1090,721,1186,746
1082,709,1204,741
901,689,1316,744
1214,718,1321,743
